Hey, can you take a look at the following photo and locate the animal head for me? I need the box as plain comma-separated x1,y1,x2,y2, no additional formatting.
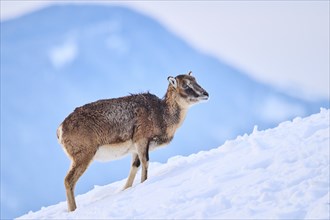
167,71,209,107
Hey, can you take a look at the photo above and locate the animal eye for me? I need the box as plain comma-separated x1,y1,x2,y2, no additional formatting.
182,83,189,89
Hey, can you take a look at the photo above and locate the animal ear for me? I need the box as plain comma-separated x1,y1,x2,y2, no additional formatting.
188,71,192,76
167,76,177,88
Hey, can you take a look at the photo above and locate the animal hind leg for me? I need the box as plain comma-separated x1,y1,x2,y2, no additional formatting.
123,153,140,190
64,151,94,212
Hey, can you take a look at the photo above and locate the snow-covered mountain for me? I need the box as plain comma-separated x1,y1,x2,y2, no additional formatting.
18,109,330,219
1,4,328,219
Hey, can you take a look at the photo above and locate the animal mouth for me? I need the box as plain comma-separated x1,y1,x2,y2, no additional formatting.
199,96,209,101
193,94,209,103
187,91,209,103
199,91,209,101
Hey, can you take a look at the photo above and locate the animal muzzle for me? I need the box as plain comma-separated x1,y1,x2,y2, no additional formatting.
196,89,209,101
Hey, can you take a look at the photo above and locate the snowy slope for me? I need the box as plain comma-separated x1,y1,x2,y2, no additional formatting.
18,109,330,219
2,4,329,218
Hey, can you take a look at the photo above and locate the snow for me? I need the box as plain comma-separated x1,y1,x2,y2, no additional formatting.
3,5,328,219
17,108,330,219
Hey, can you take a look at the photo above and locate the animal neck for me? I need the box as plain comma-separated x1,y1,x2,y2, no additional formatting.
163,86,188,131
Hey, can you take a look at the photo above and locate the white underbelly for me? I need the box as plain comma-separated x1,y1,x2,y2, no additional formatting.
93,141,135,162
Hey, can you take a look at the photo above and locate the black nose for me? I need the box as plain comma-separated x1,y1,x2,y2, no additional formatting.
203,91,209,97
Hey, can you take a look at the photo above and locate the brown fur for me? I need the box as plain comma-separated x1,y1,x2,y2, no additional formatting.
57,72,209,211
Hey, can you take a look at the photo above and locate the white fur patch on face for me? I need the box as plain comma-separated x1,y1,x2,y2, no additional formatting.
197,96,210,103
94,141,135,162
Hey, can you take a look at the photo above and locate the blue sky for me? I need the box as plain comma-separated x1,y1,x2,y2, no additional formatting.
1,0,329,100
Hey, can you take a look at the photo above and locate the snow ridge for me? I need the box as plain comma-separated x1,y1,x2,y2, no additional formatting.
18,109,330,219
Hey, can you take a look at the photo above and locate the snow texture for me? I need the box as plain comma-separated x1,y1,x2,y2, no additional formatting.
2,5,328,219
18,109,330,219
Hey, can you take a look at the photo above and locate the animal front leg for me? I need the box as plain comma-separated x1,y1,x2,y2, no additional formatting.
141,157,149,183
137,140,150,183
123,153,140,190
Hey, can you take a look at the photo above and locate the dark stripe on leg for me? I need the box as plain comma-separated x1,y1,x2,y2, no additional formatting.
132,156,140,167
146,140,150,161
